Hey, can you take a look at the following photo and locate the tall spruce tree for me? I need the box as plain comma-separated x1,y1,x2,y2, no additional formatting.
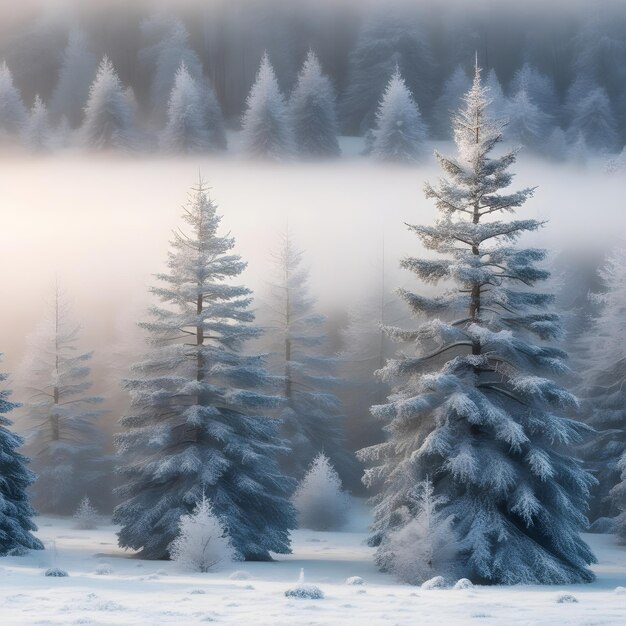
359,65,596,585
575,246,626,520
0,61,27,138
289,50,340,158
19,288,110,514
241,53,292,160
0,357,43,556
114,181,296,561
262,231,349,480
370,67,428,163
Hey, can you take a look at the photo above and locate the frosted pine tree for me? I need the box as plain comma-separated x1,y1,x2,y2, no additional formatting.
23,95,51,151
262,232,349,479
576,247,626,520
433,65,471,139
80,56,137,151
485,69,507,120
568,86,619,154
358,65,597,585
160,63,211,154
241,53,292,160
50,28,98,127
289,50,339,158
0,357,43,556
371,68,428,163
114,181,296,561
612,457,626,542
0,61,27,138
509,63,560,120
505,87,553,152
19,289,109,514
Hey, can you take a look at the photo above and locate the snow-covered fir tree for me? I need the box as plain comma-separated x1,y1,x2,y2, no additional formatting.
612,456,626,542
49,28,98,127
19,288,109,514
200,79,227,151
288,50,340,158
568,86,619,154
140,11,203,120
378,478,459,585
292,453,350,531
485,69,507,120
370,67,428,163
114,181,296,561
80,56,137,151
509,62,560,121
159,63,210,154
0,357,43,556
358,65,597,585
169,495,238,571
23,95,51,151
505,86,553,152
340,6,435,134
433,65,471,139
241,53,292,160
0,61,27,138
575,246,626,520
261,231,349,480
73,496,99,530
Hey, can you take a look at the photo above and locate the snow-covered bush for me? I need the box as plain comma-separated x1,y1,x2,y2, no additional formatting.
284,568,324,599
292,453,350,531
421,576,446,590
377,479,458,585
556,593,578,604
168,496,238,572
229,570,251,581
345,576,365,585
94,563,113,575
73,496,99,530
44,567,69,577
453,578,473,590
370,67,428,163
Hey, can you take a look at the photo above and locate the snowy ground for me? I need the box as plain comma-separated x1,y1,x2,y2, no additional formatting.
1,506,625,625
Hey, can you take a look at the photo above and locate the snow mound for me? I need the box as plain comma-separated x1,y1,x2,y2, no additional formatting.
588,517,616,534
189,589,206,595
94,563,113,575
229,570,250,580
345,576,365,585
556,593,578,604
421,576,446,590
44,567,69,577
453,578,473,589
284,584,325,599
614,586,626,594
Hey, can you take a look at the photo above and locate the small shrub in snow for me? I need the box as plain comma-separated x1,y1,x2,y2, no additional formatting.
169,495,238,572
377,479,459,585
421,576,446,590
189,589,206,595
229,570,251,580
45,567,69,577
293,453,350,531
345,576,365,585
556,593,578,604
453,578,473,589
94,563,113,575
284,568,324,599
73,496,99,530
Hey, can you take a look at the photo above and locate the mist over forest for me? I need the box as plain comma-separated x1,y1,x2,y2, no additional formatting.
1,1,626,621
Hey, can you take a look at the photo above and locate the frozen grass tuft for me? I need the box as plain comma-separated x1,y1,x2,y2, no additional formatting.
44,567,69,577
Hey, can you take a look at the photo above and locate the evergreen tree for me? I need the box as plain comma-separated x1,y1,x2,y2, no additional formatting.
140,11,204,120
18,288,109,514
371,68,428,163
114,180,296,561
23,95,51,151
341,6,434,135
568,86,619,153
509,62,560,120
289,50,340,158
576,247,626,520
358,65,596,585
200,78,227,151
262,232,349,480
485,68,507,120
0,61,27,138
80,56,137,151
612,456,626,542
50,28,98,127
505,87,553,152
241,53,292,160
433,65,472,139
0,357,43,556
159,63,211,154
